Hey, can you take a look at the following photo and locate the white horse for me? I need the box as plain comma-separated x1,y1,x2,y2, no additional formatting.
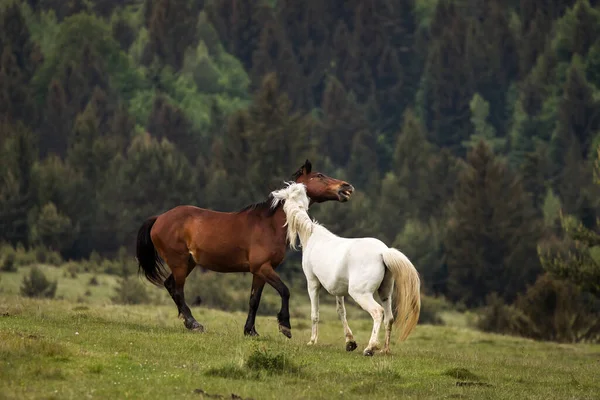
271,182,421,356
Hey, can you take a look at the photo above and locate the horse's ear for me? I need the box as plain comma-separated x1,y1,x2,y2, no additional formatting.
303,159,312,174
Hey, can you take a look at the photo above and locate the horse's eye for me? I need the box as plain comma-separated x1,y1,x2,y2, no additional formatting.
316,173,324,178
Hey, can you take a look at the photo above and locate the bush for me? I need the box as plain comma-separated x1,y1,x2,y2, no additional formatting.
88,276,99,286
32,246,63,266
477,276,600,343
14,243,36,266
111,276,151,304
245,348,301,374
66,263,79,278
20,266,58,298
1,252,17,272
476,293,537,337
514,274,600,343
418,295,449,325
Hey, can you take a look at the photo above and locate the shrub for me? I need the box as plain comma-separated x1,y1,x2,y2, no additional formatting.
66,263,79,278
32,246,62,266
14,243,36,266
101,259,121,275
88,276,99,286
20,266,58,298
418,295,449,325
245,348,301,374
514,274,600,343
46,251,63,266
1,252,17,272
111,276,151,304
477,276,600,343
476,293,537,337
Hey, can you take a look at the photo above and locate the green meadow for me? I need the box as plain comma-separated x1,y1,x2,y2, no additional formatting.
1,268,599,400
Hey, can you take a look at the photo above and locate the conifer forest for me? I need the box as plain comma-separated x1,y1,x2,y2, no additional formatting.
1,0,600,342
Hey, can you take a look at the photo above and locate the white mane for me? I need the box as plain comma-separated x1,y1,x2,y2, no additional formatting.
270,182,315,250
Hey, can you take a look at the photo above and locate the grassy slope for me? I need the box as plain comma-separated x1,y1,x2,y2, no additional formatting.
1,293,599,400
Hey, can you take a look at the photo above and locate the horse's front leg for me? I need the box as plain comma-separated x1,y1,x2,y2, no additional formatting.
306,278,321,345
243,275,266,337
336,296,357,351
257,263,292,339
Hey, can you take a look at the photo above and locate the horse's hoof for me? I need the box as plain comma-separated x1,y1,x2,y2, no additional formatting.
244,329,260,337
186,320,205,332
278,325,292,339
363,349,374,357
379,348,391,355
346,341,357,352
307,340,315,346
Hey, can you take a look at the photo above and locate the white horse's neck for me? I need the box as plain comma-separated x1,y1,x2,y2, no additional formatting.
270,182,319,250
281,199,314,250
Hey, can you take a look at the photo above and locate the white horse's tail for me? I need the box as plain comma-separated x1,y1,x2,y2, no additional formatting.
382,248,421,342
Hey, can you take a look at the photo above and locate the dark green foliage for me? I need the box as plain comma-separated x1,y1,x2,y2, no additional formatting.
0,122,37,247
1,251,16,272
1,0,599,318
478,275,600,343
444,141,542,307
476,293,538,337
144,0,200,70
418,296,449,326
20,266,57,298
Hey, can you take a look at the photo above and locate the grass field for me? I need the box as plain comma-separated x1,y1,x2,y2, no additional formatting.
1,283,599,400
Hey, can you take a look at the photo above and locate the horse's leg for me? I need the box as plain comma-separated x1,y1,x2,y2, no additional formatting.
164,256,204,332
350,292,384,356
256,263,292,339
243,275,266,336
377,269,395,355
336,296,357,352
306,277,321,345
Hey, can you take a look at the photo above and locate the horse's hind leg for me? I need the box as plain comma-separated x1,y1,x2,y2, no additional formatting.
350,292,384,356
336,296,357,351
378,269,394,354
164,256,204,332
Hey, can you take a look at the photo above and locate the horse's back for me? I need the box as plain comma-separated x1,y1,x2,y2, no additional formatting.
151,205,252,262
305,234,388,296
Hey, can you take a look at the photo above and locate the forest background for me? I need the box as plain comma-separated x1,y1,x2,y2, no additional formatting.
1,0,600,342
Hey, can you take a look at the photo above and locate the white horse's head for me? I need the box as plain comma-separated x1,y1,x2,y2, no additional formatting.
270,182,313,250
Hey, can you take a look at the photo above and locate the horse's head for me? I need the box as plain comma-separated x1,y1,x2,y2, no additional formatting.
291,160,354,204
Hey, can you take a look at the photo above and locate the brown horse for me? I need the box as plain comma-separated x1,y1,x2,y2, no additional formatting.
136,160,354,338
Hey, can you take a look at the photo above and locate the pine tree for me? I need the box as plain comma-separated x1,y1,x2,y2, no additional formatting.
445,141,542,306
421,2,474,154
242,73,315,197
0,122,37,247
550,57,600,220
0,3,40,126
206,0,270,71
145,0,199,70
318,76,369,167
538,146,600,296
146,93,201,164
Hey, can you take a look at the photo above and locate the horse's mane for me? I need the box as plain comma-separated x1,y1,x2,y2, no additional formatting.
237,194,279,217
271,182,317,250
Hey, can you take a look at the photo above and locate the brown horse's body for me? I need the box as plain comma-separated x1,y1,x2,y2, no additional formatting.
137,160,353,337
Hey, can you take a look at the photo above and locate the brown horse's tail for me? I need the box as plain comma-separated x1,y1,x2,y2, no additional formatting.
382,247,421,342
136,216,168,286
